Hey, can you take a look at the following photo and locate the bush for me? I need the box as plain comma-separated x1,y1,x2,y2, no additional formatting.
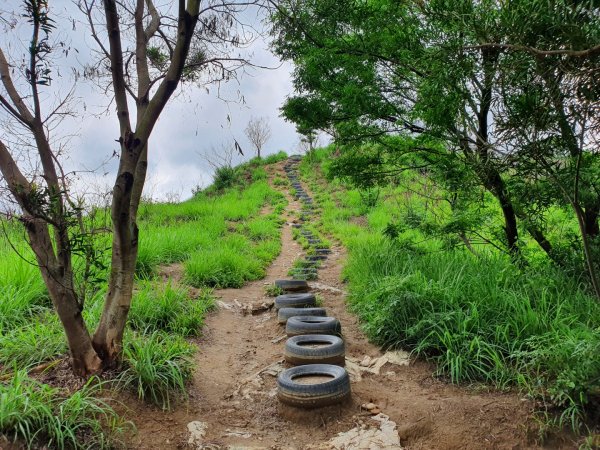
119,331,195,410
212,166,238,191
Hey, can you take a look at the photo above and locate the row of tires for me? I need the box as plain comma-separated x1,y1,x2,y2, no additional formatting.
275,157,351,408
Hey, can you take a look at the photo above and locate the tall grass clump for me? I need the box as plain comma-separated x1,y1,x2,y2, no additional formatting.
129,281,213,336
0,371,124,449
183,187,284,288
184,245,265,288
119,331,195,409
299,146,600,428
0,316,67,370
343,233,600,427
0,255,49,330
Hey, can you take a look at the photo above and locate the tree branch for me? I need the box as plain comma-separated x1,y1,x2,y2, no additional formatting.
465,43,600,59
103,0,132,137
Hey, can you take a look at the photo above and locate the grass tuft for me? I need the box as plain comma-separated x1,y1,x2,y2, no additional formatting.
119,331,195,410
0,316,67,370
129,282,213,337
0,371,125,449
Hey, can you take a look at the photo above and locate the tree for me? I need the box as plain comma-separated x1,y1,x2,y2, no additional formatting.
269,0,600,294
0,0,262,375
244,116,271,158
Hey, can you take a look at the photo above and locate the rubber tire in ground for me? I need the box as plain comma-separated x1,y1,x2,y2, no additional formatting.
286,316,341,337
284,334,345,366
275,293,316,310
278,307,327,324
275,279,309,293
277,364,351,408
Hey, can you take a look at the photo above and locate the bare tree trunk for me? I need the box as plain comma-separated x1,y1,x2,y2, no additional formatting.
473,48,522,259
43,273,102,376
92,142,142,365
23,216,101,375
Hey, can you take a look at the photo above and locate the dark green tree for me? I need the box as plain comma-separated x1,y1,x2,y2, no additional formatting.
270,0,600,296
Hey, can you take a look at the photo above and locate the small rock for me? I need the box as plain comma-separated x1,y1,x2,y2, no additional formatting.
370,408,381,415
362,402,377,410
360,356,372,367
187,421,208,448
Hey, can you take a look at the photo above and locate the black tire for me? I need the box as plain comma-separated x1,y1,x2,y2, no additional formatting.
286,316,341,337
275,279,309,293
284,335,345,366
278,307,327,324
277,364,351,408
307,255,327,261
275,293,316,309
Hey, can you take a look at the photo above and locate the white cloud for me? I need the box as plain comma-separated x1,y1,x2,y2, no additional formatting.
1,0,299,203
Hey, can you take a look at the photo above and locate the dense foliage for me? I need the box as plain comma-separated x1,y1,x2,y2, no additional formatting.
271,0,600,296
300,147,600,433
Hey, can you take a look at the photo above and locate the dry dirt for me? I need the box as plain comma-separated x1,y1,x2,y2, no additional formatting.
120,162,577,450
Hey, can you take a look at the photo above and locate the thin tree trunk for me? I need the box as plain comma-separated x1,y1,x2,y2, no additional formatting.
475,48,521,259
23,217,101,375
525,224,554,259
44,274,102,376
92,147,141,365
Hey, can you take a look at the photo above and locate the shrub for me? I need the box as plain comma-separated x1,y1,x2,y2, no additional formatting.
212,166,238,191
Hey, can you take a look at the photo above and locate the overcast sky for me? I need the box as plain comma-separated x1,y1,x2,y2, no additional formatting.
0,0,303,202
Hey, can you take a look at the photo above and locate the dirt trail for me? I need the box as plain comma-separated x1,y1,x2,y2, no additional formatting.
124,161,573,450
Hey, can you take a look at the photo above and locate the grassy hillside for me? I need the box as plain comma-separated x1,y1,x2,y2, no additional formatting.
0,154,287,448
300,147,600,432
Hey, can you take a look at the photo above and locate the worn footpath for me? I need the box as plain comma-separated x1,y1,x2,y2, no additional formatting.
124,160,570,450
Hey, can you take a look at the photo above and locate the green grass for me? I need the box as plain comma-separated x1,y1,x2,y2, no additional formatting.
0,316,67,370
118,331,195,410
0,157,288,446
137,180,285,278
0,371,125,449
184,200,285,288
129,282,214,337
301,146,600,431
0,234,49,333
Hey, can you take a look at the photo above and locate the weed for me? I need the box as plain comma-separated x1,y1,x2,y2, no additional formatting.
265,284,284,297
315,293,325,307
273,176,289,187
